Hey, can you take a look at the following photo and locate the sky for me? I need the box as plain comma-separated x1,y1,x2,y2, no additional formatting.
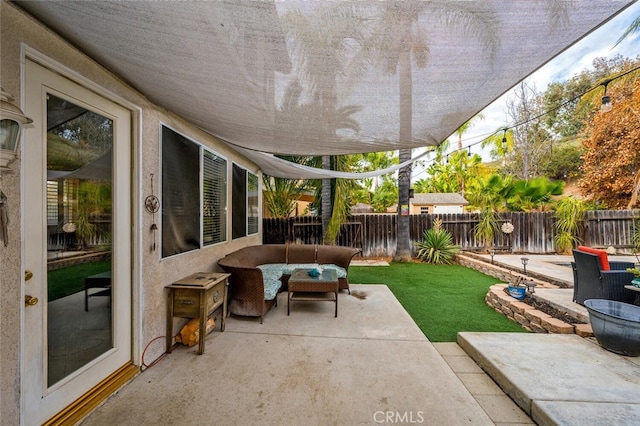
412,1,640,180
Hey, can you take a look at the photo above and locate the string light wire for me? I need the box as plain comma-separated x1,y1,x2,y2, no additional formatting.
411,64,640,179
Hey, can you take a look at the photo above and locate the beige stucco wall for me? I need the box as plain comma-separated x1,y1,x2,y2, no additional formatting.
1,2,261,423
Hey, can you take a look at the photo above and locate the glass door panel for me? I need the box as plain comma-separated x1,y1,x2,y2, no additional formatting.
46,94,114,386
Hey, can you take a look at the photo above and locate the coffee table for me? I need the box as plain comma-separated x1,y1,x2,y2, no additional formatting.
288,268,339,317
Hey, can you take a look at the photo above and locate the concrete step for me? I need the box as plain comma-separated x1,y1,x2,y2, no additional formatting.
458,332,640,425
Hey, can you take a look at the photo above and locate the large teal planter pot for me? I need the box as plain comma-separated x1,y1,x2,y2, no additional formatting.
585,299,640,357
507,286,526,300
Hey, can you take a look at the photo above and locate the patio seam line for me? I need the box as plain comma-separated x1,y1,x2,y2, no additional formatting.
533,398,640,404
220,331,426,342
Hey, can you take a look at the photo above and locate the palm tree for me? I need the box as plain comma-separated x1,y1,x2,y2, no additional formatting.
262,174,310,218
367,2,497,261
614,14,640,47
466,174,511,251
454,114,484,151
453,114,484,196
504,177,564,212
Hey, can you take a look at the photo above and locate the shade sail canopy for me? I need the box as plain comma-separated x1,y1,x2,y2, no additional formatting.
17,1,635,177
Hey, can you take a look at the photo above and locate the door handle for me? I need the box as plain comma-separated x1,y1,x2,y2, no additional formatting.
25,270,33,281
25,295,38,307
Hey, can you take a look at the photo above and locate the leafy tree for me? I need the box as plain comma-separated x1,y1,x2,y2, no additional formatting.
415,146,482,196
361,151,398,191
262,174,310,218
545,55,638,140
48,95,113,156
544,140,583,180
543,71,598,138
580,76,640,209
503,177,564,212
412,178,434,194
370,179,398,213
352,151,398,207
504,81,552,179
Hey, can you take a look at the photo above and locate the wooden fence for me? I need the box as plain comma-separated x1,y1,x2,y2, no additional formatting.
263,210,639,257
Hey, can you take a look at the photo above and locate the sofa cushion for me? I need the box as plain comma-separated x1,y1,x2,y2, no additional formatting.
281,263,318,275
257,265,284,300
577,246,610,270
287,245,317,264
319,264,347,278
281,263,347,279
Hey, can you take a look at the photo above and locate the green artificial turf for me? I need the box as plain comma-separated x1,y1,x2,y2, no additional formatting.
48,261,111,302
348,262,526,342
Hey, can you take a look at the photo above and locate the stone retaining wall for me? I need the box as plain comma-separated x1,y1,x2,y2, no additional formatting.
456,252,569,288
485,284,593,337
457,252,593,337
47,252,111,271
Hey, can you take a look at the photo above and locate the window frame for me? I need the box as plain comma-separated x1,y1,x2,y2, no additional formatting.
231,162,260,240
202,148,228,247
160,124,228,258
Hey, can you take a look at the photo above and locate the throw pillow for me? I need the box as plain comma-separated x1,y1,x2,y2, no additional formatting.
577,245,610,270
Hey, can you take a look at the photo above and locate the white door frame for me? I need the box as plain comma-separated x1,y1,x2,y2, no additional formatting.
20,47,142,424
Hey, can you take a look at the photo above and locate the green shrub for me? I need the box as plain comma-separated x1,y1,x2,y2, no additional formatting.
415,218,459,264
554,196,586,254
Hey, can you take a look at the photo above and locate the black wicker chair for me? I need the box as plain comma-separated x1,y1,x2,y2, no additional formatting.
571,249,635,305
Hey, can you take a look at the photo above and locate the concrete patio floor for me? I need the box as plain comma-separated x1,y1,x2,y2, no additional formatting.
80,285,532,425
80,254,640,425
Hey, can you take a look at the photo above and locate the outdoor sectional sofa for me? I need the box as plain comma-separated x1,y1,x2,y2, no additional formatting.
217,244,361,323
571,246,636,305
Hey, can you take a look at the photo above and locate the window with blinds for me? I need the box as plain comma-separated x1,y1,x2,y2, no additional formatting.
232,164,259,239
203,150,227,246
161,126,228,258
62,179,78,225
47,181,59,226
247,172,259,235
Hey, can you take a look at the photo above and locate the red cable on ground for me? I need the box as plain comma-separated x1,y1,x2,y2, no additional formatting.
141,336,169,370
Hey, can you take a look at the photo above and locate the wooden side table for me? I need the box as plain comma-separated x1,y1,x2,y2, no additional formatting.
166,272,229,355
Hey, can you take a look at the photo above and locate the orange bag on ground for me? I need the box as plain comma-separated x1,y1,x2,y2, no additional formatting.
175,317,215,347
